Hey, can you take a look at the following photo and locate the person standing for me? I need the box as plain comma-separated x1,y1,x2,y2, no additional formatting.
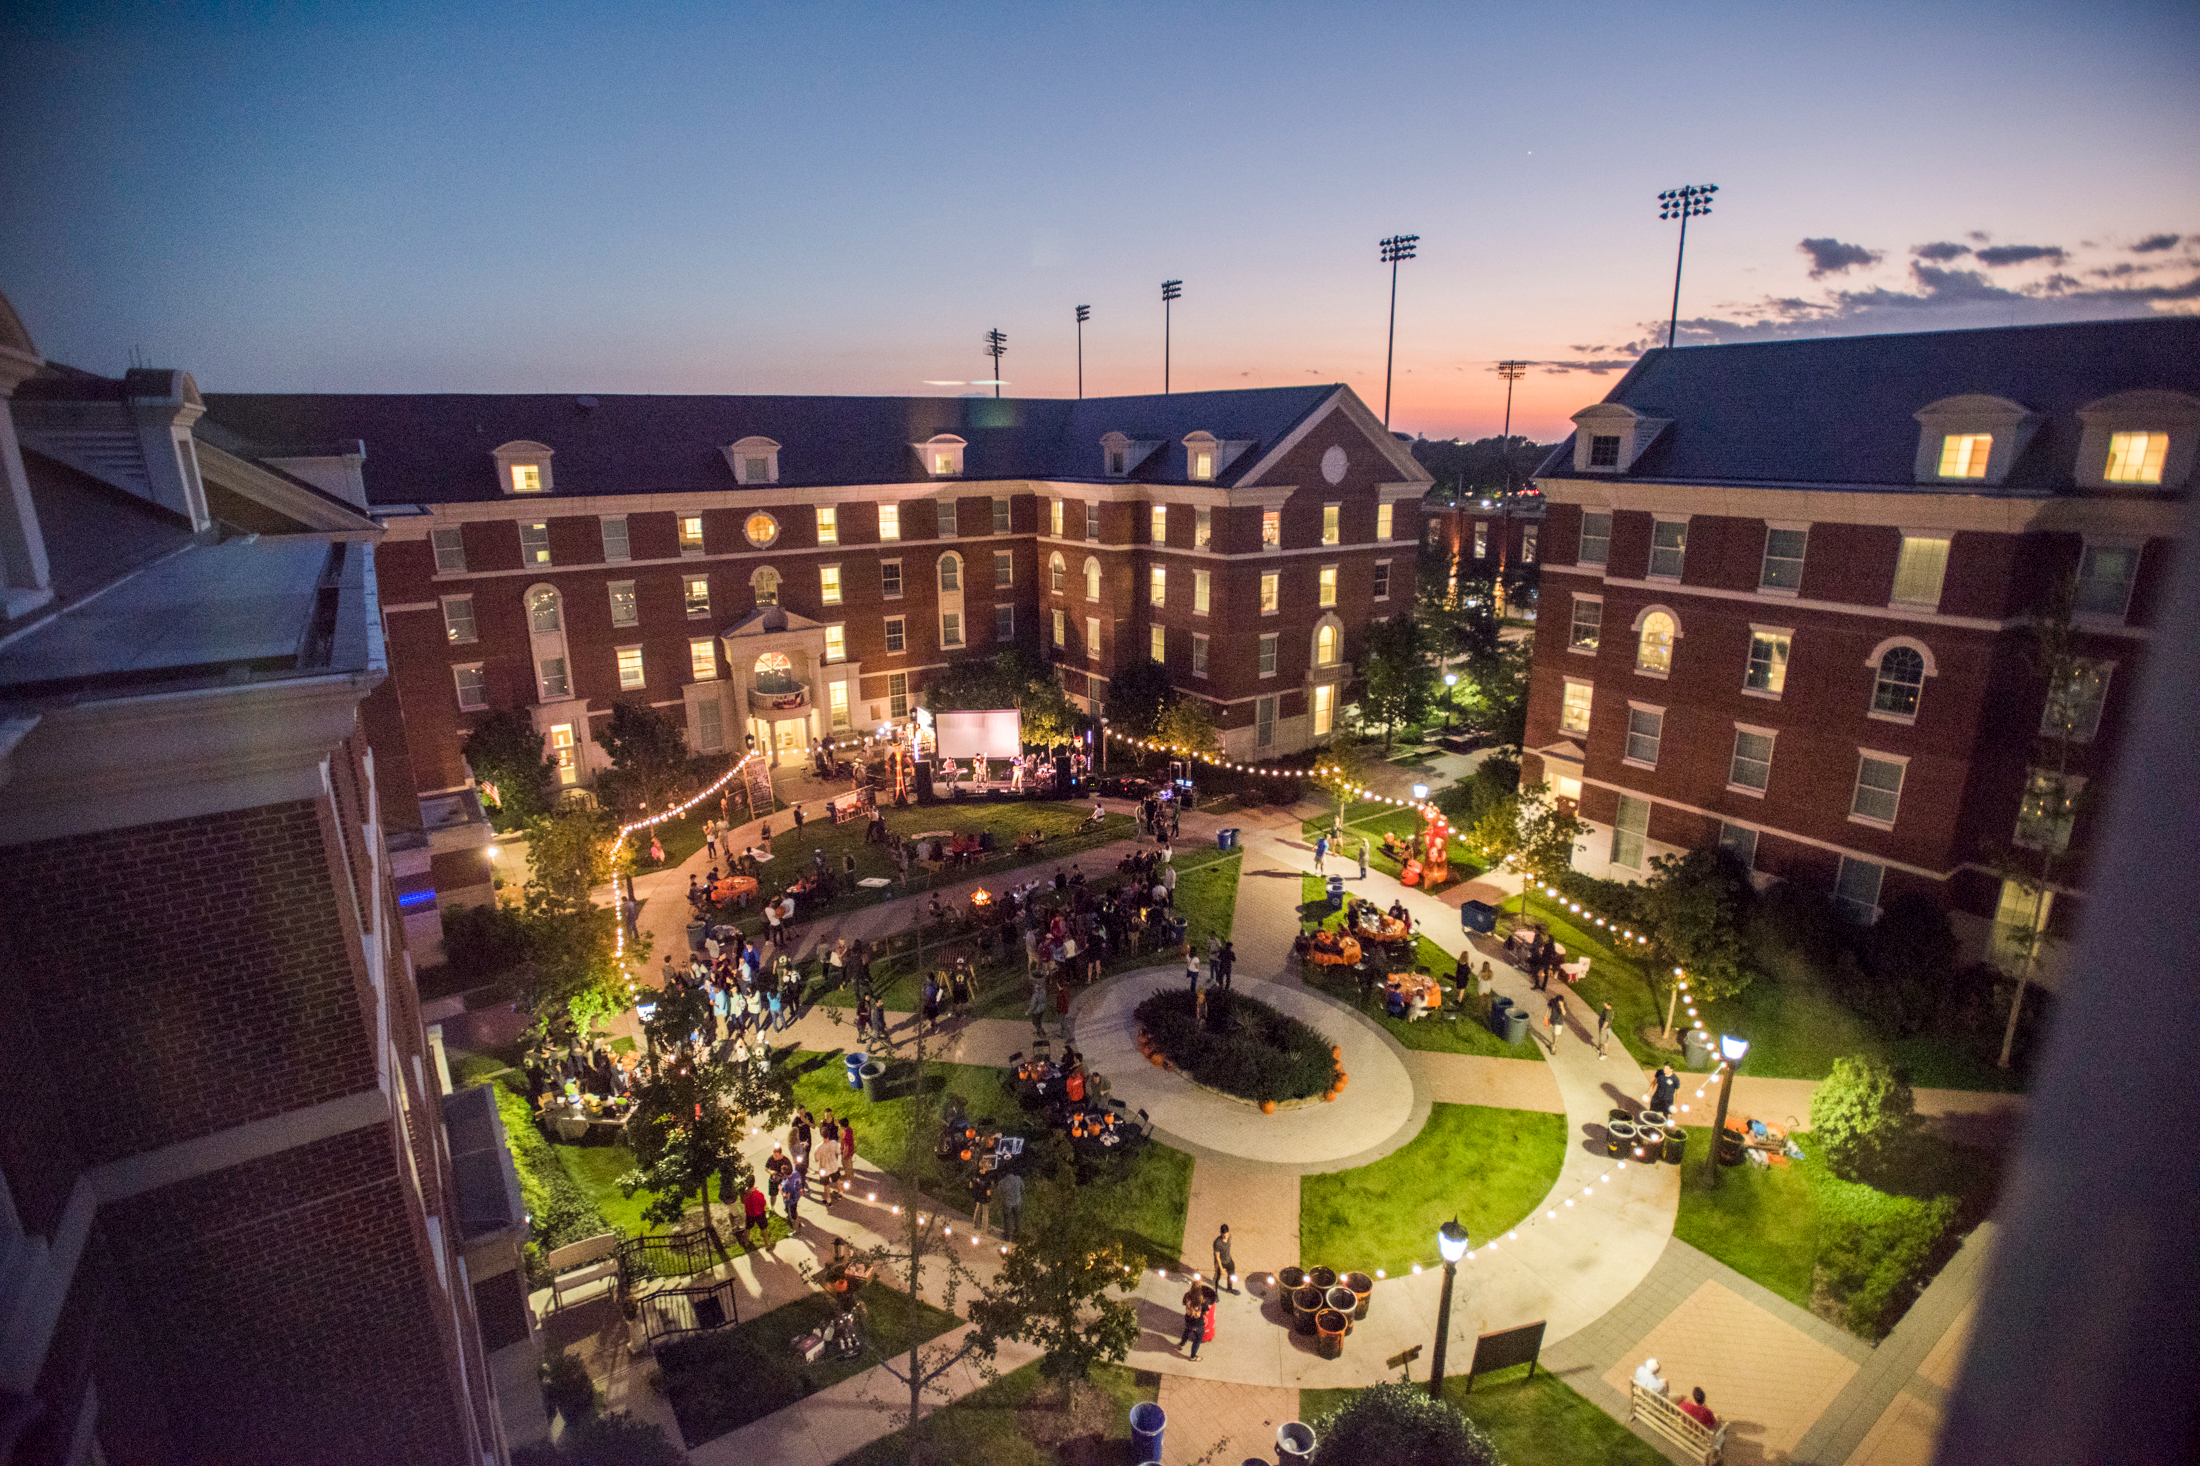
839,1121,858,1187
1313,835,1328,874
814,1130,841,1206
1651,1064,1681,1115
969,1170,993,1233
1357,838,1369,879
999,1168,1024,1239
1027,974,1049,1037
779,1169,803,1230
1185,943,1202,994
742,1182,768,1243
1218,940,1235,991
1596,1002,1615,1058
1212,1224,1238,1294
1179,1284,1212,1361
1545,990,1567,1051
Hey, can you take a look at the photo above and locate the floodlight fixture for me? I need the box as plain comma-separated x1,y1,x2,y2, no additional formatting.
1656,183,1720,349
1378,234,1420,427
983,329,1007,399
1075,305,1090,398
1161,281,1183,392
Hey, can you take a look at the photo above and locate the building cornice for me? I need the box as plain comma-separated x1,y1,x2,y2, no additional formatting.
1535,475,2184,537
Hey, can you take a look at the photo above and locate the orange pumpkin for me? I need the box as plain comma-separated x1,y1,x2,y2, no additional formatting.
1261,1099,1277,1114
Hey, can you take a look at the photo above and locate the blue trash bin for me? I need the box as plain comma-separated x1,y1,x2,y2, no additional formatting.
1326,875,1345,910
1217,827,1240,851
843,1052,868,1089
1130,1401,1165,1460
1488,994,1514,1037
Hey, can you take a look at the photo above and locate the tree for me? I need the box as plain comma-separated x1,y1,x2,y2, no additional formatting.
926,650,1084,748
1360,611,1437,751
596,700,698,820
619,984,791,1262
463,709,556,831
518,802,635,1036
1104,657,1174,739
1637,849,1750,1021
967,1139,1139,1378
1316,736,1370,833
1310,1381,1497,1466
1460,635,1531,748
1153,695,1221,762
1474,779,1588,931
1809,1053,1918,1183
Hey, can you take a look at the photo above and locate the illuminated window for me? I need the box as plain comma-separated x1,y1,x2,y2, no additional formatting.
1197,507,1213,547
1260,571,1279,613
1086,615,1101,660
689,638,717,680
680,515,705,554
939,553,961,592
520,521,551,566
1318,565,1337,608
1636,611,1675,674
881,560,902,598
1991,877,2049,958
941,612,963,649
1560,680,1592,735
608,580,638,628
1150,625,1166,661
1150,567,1166,607
685,575,712,618
2104,430,2168,485
2015,769,2078,853
938,500,958,538
527,586,562,634
442,595,477,645
1937,433,1992,478
817,506,838,544
1745,632,1790,695
825,623,847,661
1578,513,1610,566
1261,510,1280,549
820,565,842,605
1588,435,1621,468
538,657,571,702
1624,707,1663,767
923,435,965,476
1474,524,1488,559
1521,526,1538,563
1052,609,1065,648
2076,543,2138,618
600,516,630,562
1872,646,1925,717
1084,557,1101,600
1257,695,1276,747
2042,658,2110,740
749,567,777,606
1192,451,1213,481
1051,499,1064,536
994,551,1012,587
889,672,909,717
1313,683,1335,736
1194,570,1210,615
510,464,543,494
617,646,646,690
992,497,1011,534
1850,754,1906,826
1323,505,1340,546
1373,561,1391,600
1259,634,1277,677
934,451,955,474
829,681,851,731
1048,552,1064,593
1569,596,1601,652
1729,728,1774,793
1192,634,1208,677
431,526,466,573
548,723,577,784
1760,528,1807,591
1377,503,1393,541
885,617,906,654
994,603,1014,639
453,664,487,711
1316,623,1338,667
1611,795,1649,869
1649,520,1686,579
1152,504,1167,544
1891,534,1951,608
880,503,901,541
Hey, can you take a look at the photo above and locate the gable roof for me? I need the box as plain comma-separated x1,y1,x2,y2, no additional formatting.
1532,317,2200,493
198,384,1346,505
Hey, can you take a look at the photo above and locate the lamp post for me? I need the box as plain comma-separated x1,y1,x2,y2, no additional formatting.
1656,184,1718,349
1428,1218,1471,1399
1443,671,1458,732
1075,305,1089,399
983,329,1007,399
1379,234,1419,428
1160,280,1182,392
1708,1033,1750,1188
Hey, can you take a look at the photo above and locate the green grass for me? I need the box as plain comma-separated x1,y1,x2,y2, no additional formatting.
783,1052,1192,1267
655,1280,962,1447
1296,887,1543,1061
1300,1364,1662,1466
1301,802,1483,889
1300,1105,1567,1278
833,1358,1159,1466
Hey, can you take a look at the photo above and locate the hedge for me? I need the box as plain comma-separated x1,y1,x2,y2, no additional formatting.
1134,988,1335,1103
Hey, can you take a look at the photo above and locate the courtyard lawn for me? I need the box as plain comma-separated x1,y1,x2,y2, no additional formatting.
654,1280,962,1447
784,1052,1192,1267
1302,802,1483,890
1300,1363,1663,1466
1299,1104,1567,1279
833,1359,1158,1466
1296,884,1542,1061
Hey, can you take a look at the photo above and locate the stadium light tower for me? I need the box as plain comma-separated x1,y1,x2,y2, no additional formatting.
1495,360,1529,494
984,329,1007,399
1657,184,1718,349
1075,304,1090,399
1379,234,1419,428
1161,280,1182,393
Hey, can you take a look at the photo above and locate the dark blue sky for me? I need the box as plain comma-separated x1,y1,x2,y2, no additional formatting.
4,0,2195,436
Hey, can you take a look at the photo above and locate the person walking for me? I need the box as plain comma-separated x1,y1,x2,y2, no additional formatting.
999,1168,1024,1240
1218,940,1235,991
1212,1224,1238,1294
1313,835,1328,874
1545,990,1567,1051
779,1169,803,1229
1595,1002,1615,1058
742,1182,768,1243
1357,838,1369,879
1179,1283,1213,1361
839,1121,858,1187
1651,1064,1681,1115
1027,974,1049,1037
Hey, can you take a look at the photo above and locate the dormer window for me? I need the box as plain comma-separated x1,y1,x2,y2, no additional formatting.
1184,431,1218,481
1589,436,1620,468
1913,396,2039,487
1111,450,1126,474
1937,433,1992,478
2075,392,2199,492
492,440,554,495
919,434,966,477
1570,405,1669,474
2105,432,2167,484
722,436,782,485
1098,430,1161,477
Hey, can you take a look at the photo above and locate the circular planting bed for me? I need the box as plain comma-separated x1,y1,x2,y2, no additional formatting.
1133,988,1342,1106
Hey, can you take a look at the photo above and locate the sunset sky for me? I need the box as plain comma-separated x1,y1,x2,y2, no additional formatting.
4,0,2195,441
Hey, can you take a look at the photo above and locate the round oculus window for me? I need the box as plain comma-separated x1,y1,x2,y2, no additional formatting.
744,511,780,548
1321,445,1348,485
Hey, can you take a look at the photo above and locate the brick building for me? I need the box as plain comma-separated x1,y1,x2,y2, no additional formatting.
190,385,1429,884
1423,489,1545,615
0,294,522,1465
1522,317,2195,968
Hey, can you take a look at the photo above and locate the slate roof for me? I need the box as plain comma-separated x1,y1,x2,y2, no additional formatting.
1532,317,2200,493
197,384,1342,505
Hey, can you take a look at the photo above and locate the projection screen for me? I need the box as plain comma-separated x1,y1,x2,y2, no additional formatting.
934,709,1024,760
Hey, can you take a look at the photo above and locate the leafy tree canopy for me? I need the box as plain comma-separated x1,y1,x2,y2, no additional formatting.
967,1137,1140,1377
462,709,556,831
1638,848,1751,1002
1360,611,1438,751
925,650,1085,746
1104,658,1175,739
1153,696,1221,761
595,700,700,820
1310,1381,1498,1466
1809,1053,1919,1183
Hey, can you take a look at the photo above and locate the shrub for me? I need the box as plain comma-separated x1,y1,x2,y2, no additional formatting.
1817,1194,1956,1340
441,901,533,984
512,1410,686,1466
1135,989,1335,1103
1810,1054,1918,1183
541,1347,597,1420
1310,1381,1498,1466
487,1077,614,1280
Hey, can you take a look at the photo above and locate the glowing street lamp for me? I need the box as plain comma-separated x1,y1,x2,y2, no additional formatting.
1428,1218,1471,1398
1708,1033,1750,1188
1443,671,1459,732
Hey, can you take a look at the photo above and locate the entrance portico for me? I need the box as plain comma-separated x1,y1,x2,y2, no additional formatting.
719,604,863,766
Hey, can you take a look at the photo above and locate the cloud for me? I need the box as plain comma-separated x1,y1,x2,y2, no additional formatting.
1535,358,1639,376
1974,244,2067,267
1799,237,1883,278
2133,233,2182,253
1912,241,1971,262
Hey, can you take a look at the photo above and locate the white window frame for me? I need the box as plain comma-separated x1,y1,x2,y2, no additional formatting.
1849,750,1909,829
1150,566,1166,607
453,663,488,711
608,580,638,629
881,559,903,599
1259,633,1278,678
431,526,467,574
1151,504,1168,544
2075,540,2140,622
994,550,1012,588
879,503,901,541
1318,564,1338,608
992,497,1012,534
751,566,779,607
1611,794,1650,871
1194,569,1211,615
519,520,551,566
829,680,852,732
888,671,909,718
1050,499,1065,537
1315,622,1340,668
1559,678,1593,735
679,515,705,556
600,515,630,563
1759,524,1808,594
1377,502,1393,541
1192,633,1209,677
1521,525,1538,564
1569,594,1601,653
1150,624,1166,662
938,552,962,593
1086,615,1101,661
1322,504,1341,546
885,616,907,654
1728,724,1776,796
1052,609,1065,649
689,637,718,681
616,645,646,690
1084,557,1102,601
1634,606,1678,677
1623,703,1664,769
820,564,843,605
1256,695,1277,748
537,655,571,702
1743,628,1791,698
1834,856,1886,924
1260,571,1280,614
937,499,958,538
825,623,848,662
1373,560,1391,601
1086,501,1100,539
993,603,1015,640
1869,641,1931,723
684,574,711,619
1890,532,1951,610
2103,429,2169,486
1197,506,1214,548
1577,511,1611,567
441,594,477,645
1648,517,1687,581
817,505,838,545
1313,682,1336,736
940,610,963,649
1261,510,1281,550
1048,553,1065,594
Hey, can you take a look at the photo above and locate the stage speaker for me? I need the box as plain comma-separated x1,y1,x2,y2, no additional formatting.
914,760,937,804
1054,754,1075,798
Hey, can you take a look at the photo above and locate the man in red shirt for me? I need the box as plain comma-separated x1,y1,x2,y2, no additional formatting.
1678,1386,1718,1429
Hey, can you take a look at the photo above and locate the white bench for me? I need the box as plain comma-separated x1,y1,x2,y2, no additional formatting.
548,1232,621,1310
1629,1382,1727,1465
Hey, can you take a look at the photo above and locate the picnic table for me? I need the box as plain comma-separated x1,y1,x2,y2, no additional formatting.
711,875,759,905
1385,972,1443,1016
1354,910,1414,948
1308,934,1362,967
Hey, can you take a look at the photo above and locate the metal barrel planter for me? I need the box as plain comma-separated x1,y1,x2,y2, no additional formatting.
1344,1271,1374,1320
1633,1124,1664,1161
1291,1285,1323,1334
1278,1265,1307,1294
1324,1285,1357,1331
1315,1308,1349,1358
1665,1126,1688,1165
1607,1119,1636,1157
1308,1266,1338,1291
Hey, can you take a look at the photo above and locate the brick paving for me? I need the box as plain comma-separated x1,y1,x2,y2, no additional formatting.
1153,1375,1300,1465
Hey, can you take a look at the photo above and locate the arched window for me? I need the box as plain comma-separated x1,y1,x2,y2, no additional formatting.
752,651,799,695
1084,557,1101,601
1873,646,1926,717
751,567,780,606
1049,551,1066,593
1316,623,1339,667
527,586,562,633
938,553,962,592
1636,610,1675,673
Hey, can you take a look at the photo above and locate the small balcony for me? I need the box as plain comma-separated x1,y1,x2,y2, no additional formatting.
750,684,809,715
